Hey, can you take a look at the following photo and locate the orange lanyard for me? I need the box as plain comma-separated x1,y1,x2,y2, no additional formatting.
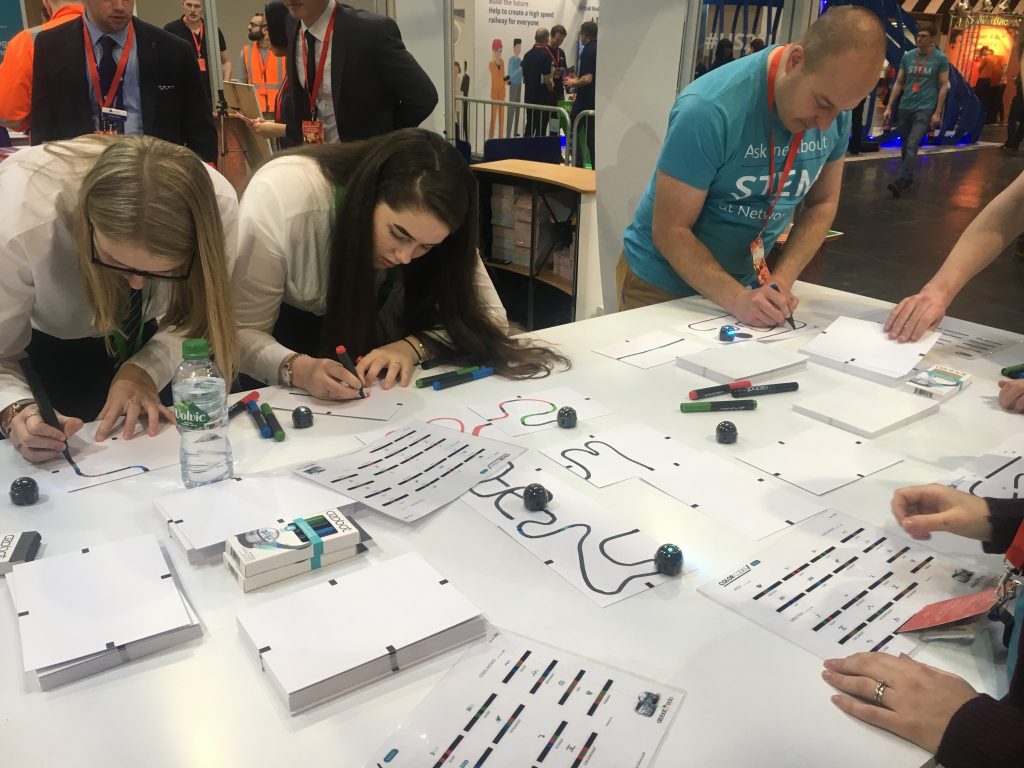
909,48,931,89
189,21,204,59
1007,521,1024,573
764,45,803,234
301,7,336,114
82,21,134,110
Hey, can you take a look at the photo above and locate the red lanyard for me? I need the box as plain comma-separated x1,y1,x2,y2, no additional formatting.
302,7,336,114
189,21,204,59
545,45,559,65
82,21,134,110
1007,521,1024,572
764,45,803,232
910,48,931,89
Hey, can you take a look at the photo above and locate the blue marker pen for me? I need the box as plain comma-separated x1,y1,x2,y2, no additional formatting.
246,399,273,438
433,367,495,390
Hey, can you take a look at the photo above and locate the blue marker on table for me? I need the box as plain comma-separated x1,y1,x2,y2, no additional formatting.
433,367,495,390
246,398,273,438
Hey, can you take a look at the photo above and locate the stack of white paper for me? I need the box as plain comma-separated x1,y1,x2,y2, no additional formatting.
675,343,807,383
155,474,355,563
800,316,939,382
793,381,940,438
237,552,485,713
7,535,201,690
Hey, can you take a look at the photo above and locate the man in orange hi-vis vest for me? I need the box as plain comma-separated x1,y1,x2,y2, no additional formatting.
0,0,84,132
237,11,284,118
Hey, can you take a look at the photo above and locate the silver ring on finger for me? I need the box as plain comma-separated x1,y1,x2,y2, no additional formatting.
125,398,142,409
873,679,888,706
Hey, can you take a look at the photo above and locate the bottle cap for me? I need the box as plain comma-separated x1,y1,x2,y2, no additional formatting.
182,338,210,360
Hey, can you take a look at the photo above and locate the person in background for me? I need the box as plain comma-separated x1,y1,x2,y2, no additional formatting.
238,12,284,118
824,482,1024,767
710,38,735,70
522,27,554,137
0,135,237,462
164,0,231,110
232,128,568,399
883,22,949,198
505,38,524,138
1005,71,1023,151
548,24,568,103
619,7,885,321
748,37,766,55
0,0,84,133
281,0,436,145
30,0,217,163
566,21,597,168
488,39,505,139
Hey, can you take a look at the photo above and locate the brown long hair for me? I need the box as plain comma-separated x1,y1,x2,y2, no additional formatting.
288,128,568,378
50,135,238,382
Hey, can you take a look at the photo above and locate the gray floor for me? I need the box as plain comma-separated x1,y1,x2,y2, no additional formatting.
824,143,1024,333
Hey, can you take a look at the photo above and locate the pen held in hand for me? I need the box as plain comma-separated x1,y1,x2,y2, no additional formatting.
769,283,797,331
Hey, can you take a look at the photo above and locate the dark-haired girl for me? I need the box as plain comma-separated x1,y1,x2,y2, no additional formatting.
233,128,567,399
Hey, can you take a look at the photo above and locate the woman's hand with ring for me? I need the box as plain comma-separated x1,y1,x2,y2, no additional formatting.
96,363,174,441
356,342,418,390
8,405,83,463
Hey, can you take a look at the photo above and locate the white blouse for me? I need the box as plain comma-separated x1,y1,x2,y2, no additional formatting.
233,154,508,385
0,141,239,413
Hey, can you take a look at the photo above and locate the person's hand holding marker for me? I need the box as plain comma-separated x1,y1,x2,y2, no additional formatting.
291,354,364,401
7,405,83,463
730,281,798,328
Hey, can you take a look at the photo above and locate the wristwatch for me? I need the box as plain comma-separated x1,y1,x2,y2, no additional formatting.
278,353,305,388
0,399,36,439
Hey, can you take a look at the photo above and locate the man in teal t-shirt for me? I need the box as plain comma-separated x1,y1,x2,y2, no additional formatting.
620,7,884,327
883,22,950,197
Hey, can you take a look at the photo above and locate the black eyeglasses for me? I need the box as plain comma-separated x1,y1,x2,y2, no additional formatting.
89,222,195,282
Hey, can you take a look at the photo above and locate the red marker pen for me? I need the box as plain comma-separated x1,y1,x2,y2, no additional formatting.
335,345,365,398
688,380,752,401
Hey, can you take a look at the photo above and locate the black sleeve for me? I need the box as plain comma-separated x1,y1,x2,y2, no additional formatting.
173,39,217,163
580,45,596,80
937,694,1024,768
982,498,1024,554
218,28,227,53
29,29,59,145
375,16,437,129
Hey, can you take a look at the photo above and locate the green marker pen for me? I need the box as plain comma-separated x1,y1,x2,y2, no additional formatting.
260,403,286,441
680,400,757,413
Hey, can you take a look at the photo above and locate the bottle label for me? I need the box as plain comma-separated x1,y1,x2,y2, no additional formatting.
175,400,211,428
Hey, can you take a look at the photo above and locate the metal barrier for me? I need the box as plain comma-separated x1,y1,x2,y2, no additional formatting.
455,96,573,163
570,109,596,168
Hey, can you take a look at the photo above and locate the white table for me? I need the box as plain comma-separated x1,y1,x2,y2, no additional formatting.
1,283,1018,767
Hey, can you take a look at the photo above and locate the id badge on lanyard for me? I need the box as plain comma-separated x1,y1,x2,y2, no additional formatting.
99,107,128,135
84,22,134,135
911,50,930,94
301,9,335,144
752,45,803,287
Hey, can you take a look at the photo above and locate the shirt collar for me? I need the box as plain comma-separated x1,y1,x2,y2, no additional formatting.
83,11,131,47
302,1,335,40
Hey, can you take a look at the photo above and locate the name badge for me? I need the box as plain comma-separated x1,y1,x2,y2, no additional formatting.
302,119,324,144
198,57,206,72
750,236,769,287
98,106,128,135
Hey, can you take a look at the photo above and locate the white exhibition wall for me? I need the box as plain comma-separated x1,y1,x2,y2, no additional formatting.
395,0,447,135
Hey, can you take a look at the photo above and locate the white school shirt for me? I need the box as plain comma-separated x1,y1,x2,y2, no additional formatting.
0,141,239,412
233,154,509,385
296,1,339,143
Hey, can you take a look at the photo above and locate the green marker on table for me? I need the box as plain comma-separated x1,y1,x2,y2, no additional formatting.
260,403,287,441
680,400,757,413
415,366,479,388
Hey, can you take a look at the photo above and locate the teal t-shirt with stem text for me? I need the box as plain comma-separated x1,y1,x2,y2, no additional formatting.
898,47,949,113
623,46,850,296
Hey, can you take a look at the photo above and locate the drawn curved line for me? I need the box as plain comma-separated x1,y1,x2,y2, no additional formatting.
514,504,660,596
598,529,657,567
968,479,982,496
428,416,467,432
1014,473,1024,499
482,398,558,427
67,459,150,479
559,440,655,482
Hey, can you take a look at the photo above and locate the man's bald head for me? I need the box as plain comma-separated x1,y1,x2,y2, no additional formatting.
800,6,886,73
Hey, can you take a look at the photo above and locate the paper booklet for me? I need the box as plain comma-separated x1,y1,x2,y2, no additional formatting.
675,343,807,383
236,552,485,713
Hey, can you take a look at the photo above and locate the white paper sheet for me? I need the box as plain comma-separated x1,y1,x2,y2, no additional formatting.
368,630,685,768
10,534,195,672
737,426,903,495
468,385,613,437
539,424,825,540
354,406,497,445
464,458,679,606
793,381,940,438
947,434,1024,498
237,553,481,696
675,344,807,383
800,317,939,380
933,321,1019,361
264,386,405,421
155,474,355,555
30,423,180,493
294,421,525,522
593,329,708,369
698,511,995,659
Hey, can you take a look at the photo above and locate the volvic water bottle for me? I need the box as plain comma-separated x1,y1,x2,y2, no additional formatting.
172,338,234,488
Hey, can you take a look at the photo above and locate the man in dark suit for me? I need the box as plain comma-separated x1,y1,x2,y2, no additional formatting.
282,0,436,144
521,27,554,138
30,0,217,163
568,21,596,168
